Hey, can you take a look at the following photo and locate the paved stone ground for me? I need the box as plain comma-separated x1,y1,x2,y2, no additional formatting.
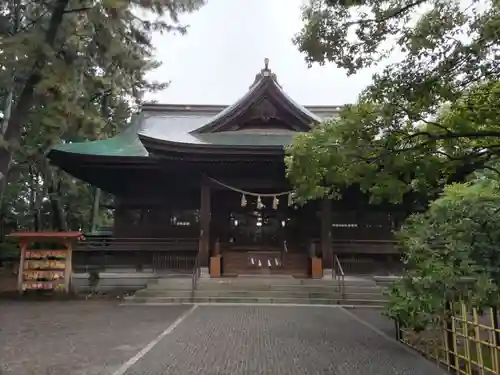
348,307,397,338
0,302,446,375
124,305,445,375
0,301,189,375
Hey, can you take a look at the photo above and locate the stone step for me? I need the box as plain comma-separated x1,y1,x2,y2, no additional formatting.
195,282,380,292
147,282,382,292
135,289,387,301
146,281,383,296
152,276,377,286
196,277,377,286
148,286,383,296
149,284,383,293
196,279,379,286
152,279,192,287
219,271,309,276
122,295,387,306
144,288,384,298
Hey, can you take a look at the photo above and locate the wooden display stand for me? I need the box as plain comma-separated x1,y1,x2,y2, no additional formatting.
310,257,323,279
8,232,83,294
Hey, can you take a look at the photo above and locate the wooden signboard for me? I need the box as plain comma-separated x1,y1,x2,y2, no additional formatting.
8,232,83,294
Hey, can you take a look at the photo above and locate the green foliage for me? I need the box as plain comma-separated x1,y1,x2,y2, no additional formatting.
291,4,500,331
289,0,500,206
88,269,100,286
0,0,205,235
386,179,500,330
287,80,500,205
295,0,499,77
0,241,19,261
286,102,437,204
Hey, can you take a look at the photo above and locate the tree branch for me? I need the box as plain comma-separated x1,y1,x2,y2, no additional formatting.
346,0,428,26
63,7,92,13
406,130,500,142
0,0,70,181
483,165,500,177
9,9,51,35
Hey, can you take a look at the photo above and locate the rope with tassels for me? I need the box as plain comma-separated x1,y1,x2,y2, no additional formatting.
207,177,293,209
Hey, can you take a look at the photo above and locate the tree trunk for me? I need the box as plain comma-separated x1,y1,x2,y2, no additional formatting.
90,187,101,233
28,165,41,231
0,176,6,240
40,159,68,231
0,0,70,182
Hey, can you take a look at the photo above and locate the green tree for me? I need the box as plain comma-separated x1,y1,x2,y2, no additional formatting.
289,0,500,331
286,80,500,205
0,0,205,184
288,0,500,204
386,179,500,330
0,0,205,235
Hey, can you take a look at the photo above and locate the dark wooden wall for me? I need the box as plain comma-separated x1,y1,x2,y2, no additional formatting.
113,194,200,238
110,173,404,248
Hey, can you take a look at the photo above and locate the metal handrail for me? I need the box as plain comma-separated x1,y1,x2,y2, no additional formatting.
281,240,288,263
333,254,345,298
191,251,202,302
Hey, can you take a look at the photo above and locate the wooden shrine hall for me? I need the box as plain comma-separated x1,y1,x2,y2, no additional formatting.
48,59,402,277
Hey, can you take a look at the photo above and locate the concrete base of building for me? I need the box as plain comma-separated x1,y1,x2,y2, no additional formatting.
322,269,334,280
200,267,210,278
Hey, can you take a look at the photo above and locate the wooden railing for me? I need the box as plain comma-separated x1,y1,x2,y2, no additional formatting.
72,236,198,273
152,254,195,271
310,239,398,254
332,240,398,255
75,236,198,252
191,251,202,302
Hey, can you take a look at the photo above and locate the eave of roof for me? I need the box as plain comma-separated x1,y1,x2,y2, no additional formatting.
138,133,287,156
49,115,149,158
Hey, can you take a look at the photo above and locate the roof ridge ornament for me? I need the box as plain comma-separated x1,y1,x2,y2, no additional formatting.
250,57,280,88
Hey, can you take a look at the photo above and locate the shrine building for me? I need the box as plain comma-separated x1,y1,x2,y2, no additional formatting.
48,59,402,277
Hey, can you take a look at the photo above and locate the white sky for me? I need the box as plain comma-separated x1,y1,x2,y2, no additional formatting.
144,0,391,106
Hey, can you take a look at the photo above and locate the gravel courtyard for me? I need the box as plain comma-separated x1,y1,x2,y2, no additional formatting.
0,302,445,375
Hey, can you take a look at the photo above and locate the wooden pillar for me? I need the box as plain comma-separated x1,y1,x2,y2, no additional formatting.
199,176,211,267
64,240,73,293
16,240,27,293
320,198,333,269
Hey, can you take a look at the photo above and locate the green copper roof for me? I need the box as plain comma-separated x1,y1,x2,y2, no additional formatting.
49,112,313,158
51,116,148,157
48,63,341,159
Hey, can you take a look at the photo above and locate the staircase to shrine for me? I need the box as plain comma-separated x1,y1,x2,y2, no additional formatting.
122,275,388,306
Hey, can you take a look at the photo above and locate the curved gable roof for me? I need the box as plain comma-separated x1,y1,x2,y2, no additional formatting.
192,59,321,134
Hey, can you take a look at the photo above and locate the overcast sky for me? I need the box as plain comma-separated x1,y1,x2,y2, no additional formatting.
144,0,390,106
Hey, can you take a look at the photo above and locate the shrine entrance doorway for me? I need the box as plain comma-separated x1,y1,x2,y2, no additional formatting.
222,207,308,277
228,208,287,249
